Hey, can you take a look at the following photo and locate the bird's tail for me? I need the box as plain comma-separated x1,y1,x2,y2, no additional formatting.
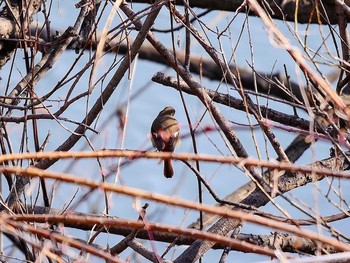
163,159,174,178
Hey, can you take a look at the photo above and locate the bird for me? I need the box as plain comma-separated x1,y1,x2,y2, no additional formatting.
151,106,180,178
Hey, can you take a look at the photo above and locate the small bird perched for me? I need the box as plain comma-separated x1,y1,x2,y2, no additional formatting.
151,106,180,178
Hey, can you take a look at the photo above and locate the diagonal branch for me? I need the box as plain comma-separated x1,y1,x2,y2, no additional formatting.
2,0,166,210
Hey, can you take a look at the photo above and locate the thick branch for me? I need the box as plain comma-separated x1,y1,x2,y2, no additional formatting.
26,205,339,255
127,0,344,24
175,151,344,262
0,0,43,68
29,25,306,103
152,72,312,132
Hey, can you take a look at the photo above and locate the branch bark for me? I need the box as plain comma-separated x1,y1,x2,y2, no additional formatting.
127,0,346,24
